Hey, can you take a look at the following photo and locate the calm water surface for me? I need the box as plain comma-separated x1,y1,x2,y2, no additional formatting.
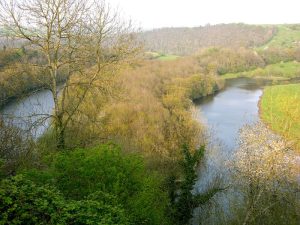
192,78,272,224
1,89,56,138
194,78,264,153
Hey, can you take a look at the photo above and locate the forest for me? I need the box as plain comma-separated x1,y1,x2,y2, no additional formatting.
140,24,277,55
0,0,299,225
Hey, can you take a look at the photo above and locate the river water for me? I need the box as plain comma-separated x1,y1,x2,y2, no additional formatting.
192,77,300,224
0,89,55,138
192,78,275,224
195,78,264,151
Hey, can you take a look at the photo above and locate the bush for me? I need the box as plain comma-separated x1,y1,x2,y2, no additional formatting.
25,144,170,224
0,175,130,224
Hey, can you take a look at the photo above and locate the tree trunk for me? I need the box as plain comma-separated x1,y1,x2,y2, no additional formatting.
57,126,65,150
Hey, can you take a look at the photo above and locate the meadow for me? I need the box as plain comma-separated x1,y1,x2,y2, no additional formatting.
145,51,180,61
260,83,300,152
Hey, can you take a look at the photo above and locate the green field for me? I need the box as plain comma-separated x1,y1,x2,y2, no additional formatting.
145,51,179,61
260,84,300,152
157,54,179,61
259,25,300,49
222,61,300,80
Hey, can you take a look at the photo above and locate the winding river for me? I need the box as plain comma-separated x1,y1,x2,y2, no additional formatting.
192,77,300,224
1,78,266,139
192,78,278,224
0,77,296,223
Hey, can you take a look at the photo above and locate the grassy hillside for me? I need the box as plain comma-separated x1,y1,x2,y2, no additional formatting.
260,84,300,152
260,25,300,49
222,61,300,79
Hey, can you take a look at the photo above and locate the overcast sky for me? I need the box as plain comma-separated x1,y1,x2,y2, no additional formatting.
109,0,300,30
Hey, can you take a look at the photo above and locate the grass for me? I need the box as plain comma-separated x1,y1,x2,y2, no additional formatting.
260,84,300,152
222,61,300,80
259,25,300,50
157,54,179,61
145,51,180,61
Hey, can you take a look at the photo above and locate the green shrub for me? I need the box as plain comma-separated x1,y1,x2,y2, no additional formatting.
0,175,64,224
25,144,170,225
0,175,130,224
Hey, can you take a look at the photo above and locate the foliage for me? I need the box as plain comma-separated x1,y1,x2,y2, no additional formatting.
0,48,55,108
257,47,299,64
171,145,223,225
65,58,222,160
260,84,300,152
0,175,130,225
222,61,300,79
0,48,23,68
197,47,265,75
25,144,169,225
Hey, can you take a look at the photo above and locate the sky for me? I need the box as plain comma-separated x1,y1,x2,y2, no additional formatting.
109,0,300,30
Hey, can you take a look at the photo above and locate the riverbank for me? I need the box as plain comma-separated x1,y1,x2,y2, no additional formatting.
0,48,68,109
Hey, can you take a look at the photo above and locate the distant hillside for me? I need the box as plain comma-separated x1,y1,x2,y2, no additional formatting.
259,24,300,49
140,24,277,55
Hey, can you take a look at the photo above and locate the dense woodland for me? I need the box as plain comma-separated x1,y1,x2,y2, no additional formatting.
140,24,277,55
0,0,300,224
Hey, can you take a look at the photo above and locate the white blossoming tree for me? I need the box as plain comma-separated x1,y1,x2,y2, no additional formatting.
230,122,299,225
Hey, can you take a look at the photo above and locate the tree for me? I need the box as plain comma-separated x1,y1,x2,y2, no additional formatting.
0,0,139,149
0,118,34,176
171,145,224,225
24,144,170,225
231,122,299,225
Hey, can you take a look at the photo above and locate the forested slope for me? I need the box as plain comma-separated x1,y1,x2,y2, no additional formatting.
140,24,277,55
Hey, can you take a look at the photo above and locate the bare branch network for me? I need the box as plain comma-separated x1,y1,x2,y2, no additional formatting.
0,0,141,149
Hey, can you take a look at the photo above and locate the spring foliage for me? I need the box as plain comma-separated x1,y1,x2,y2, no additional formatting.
19,144,169,225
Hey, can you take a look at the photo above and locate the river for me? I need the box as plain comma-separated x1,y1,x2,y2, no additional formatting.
0,89,55,138
0,77,296,224
192,77,299,224
192,78,272,224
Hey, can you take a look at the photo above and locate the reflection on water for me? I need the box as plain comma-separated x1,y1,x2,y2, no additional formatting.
0,89,56,138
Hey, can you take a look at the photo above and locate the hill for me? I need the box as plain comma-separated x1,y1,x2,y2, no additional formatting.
260,24,300,49
140,23,277,55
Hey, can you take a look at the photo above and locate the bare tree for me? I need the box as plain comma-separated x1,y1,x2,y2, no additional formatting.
0,0,140,149
0,117,34,176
